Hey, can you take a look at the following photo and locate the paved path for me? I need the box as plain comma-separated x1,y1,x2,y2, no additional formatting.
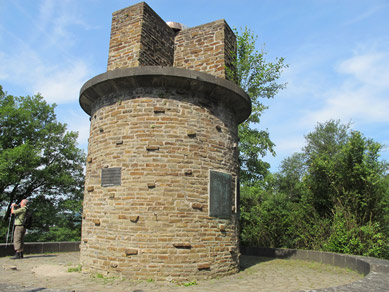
0,252,363,292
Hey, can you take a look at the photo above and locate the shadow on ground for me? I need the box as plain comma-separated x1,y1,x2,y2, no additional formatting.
240,255,274,270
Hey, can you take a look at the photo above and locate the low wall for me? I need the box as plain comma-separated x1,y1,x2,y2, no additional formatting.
0,241,80,257
1,243,388,291
241,246,389,291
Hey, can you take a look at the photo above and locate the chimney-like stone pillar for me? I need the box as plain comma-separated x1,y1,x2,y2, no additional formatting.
79,2,251,282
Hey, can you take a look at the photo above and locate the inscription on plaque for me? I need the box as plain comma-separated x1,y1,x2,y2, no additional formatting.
101,167,122,186
209,170,232,219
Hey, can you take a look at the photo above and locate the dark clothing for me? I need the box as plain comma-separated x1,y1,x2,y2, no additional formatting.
13,206,27,251
14,225,26,251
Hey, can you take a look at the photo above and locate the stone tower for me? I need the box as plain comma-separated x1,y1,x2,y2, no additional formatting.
79,2,251,282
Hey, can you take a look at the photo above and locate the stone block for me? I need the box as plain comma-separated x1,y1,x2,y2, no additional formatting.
184,169,192,176
197,263,211,270
219,224,226,231
124,249,139,256
153,107,165,114
191,203,203,210
146,145,159,151
187,130,196,137
147,183,156,189
173,243,192,249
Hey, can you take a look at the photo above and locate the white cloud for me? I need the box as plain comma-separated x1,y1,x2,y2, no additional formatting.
0,46,90,103
32,61,89,104
261,44,389,171
63,109,90,150
344,5,384,26
0,1,92,103
275,136,305,153
338,52,389,88
305,50,389,125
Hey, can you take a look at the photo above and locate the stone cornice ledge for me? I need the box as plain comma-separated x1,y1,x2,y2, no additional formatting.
79,66,252,124
240,246,389,292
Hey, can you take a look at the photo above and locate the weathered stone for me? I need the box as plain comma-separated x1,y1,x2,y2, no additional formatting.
79,1,248,282
2,265,18,271
197,263,211,270
184,169,193,176
191,203,203,210
173,243,192,249
124,249,138,256
187,130,197,137
147,183,156,189
153,107,165,114
146,145,159,151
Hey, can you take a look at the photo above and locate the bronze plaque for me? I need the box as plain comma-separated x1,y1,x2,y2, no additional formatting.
101,167,121,186
209,170,232,219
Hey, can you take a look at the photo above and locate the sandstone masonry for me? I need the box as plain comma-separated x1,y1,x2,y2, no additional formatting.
107,2,236,80
80,2,251,282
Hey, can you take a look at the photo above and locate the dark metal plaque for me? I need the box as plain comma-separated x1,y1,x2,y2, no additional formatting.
209,170,232,219
101,167,122,187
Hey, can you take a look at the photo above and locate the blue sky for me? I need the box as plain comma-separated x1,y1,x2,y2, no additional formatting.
1,0,388,172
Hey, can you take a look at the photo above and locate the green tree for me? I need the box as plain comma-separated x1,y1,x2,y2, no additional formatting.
275,152,306,202
303,120,351,216
0,85,85,241
275,120,389,258
24,191,82,242
302,121,388,222
227,27,288,185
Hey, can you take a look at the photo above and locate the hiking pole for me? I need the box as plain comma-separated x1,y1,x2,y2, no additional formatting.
5,213,12,247
10,214,15,245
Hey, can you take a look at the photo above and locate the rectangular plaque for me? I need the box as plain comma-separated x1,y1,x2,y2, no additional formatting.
209,170,232,219
101,167,122,187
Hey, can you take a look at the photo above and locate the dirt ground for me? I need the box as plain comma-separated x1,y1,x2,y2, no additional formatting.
0,252,363,292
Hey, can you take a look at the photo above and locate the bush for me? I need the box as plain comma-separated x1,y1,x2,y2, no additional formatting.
323,206,389,259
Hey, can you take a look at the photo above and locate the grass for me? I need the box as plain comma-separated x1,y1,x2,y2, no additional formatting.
181,280,198,287
67,264,82,273
92,273,120,284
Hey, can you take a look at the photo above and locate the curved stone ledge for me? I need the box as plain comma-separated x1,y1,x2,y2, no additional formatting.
2,242,388,291
241,246,389,292
0,242,80,257
79,66,251,124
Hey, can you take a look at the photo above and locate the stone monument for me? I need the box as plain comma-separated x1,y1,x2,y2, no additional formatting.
79,2,251,282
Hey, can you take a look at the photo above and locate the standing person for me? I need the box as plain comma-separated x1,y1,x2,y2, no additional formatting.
11,199,28,259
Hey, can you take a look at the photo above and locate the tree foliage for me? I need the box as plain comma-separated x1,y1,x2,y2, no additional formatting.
227,27,288,185
240,120,389,259
0,85,85,241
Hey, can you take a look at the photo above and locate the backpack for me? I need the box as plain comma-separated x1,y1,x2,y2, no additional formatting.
23,209,33,229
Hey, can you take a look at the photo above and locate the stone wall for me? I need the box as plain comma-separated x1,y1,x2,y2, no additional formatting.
174,20,236,80
81,82,241,281
107,2,175,70
0,242,80,257
81,2,248,282
107,2,235,80
241,246,389,291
